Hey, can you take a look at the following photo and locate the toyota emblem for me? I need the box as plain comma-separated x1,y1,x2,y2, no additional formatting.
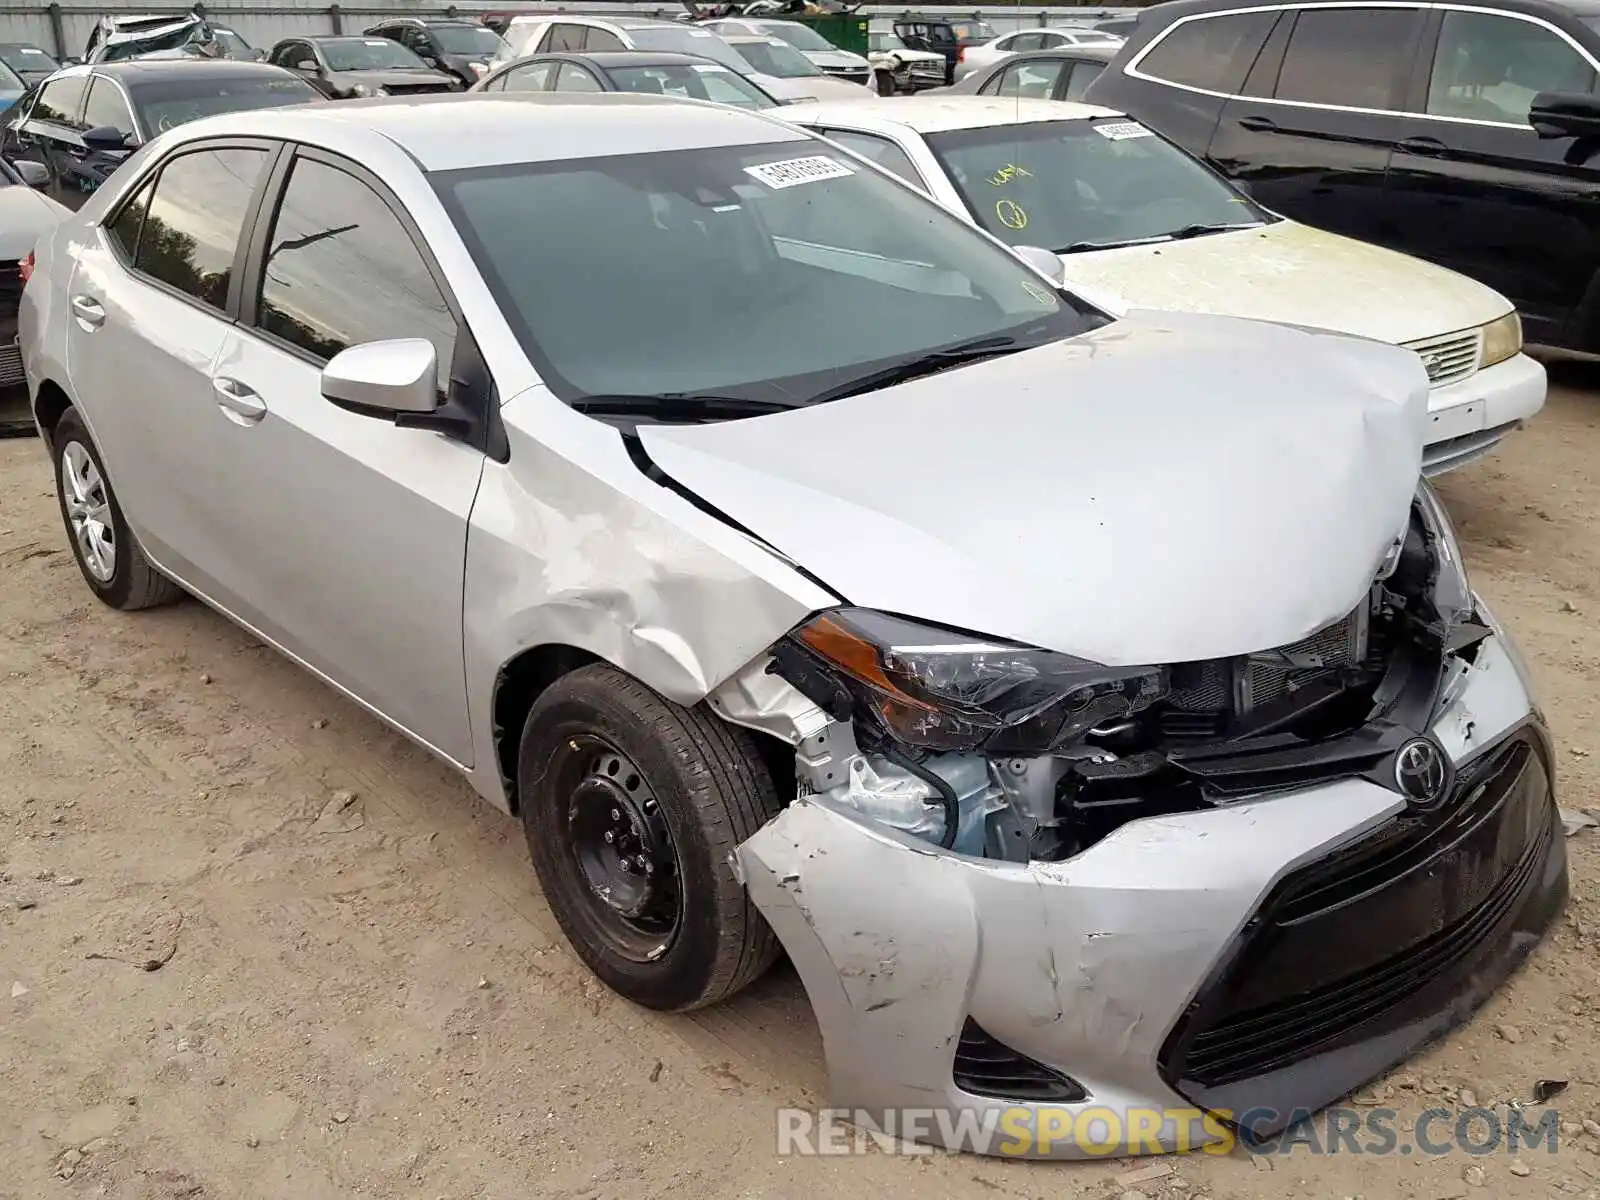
1394,737,1450,808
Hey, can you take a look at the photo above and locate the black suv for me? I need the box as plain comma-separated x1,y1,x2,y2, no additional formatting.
1089,0,1600,353
362,18,509,88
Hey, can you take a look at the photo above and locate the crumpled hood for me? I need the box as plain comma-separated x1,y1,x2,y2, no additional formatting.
639,311,1430,666
1060,220,1511,345
0,184,69,260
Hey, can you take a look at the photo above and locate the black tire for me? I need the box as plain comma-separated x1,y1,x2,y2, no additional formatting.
50,406,183,610
875,67,897,96
518,664,782,1011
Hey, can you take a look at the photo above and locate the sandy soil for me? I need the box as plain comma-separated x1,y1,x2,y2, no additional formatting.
1,371,1598,1200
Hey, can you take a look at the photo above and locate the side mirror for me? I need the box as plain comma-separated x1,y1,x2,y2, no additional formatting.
14,159,48,188
81,125,129,152
322,339,439,416
1529,90,1600,139
1012,243,1066,285
296,59,318,72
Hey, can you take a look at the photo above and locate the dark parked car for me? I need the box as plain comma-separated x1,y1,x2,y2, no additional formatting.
935,43,1116,100
1088,0,1600,354
0,43,59,85
891,15,998,85
266,34,461,98
472,51,779,109
363,17,510,88
1,61,318,210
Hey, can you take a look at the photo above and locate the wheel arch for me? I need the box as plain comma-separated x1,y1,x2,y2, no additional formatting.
32,378,73,444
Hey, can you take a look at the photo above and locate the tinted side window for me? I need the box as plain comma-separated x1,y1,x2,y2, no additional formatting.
584,28,625,51
1064,60,1105,101
106,175,152,261
256,157,455,388
33,75,85,124
81,77,134,137
1275,7,1417,108
136,147,267,308
821,129,925,187
1426,11,1596,124
1137,11,1276,93
502,62,554,91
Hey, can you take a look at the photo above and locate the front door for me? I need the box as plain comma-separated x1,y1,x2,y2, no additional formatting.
64,142,274,583
13,72,87,206
1210,5,1425,243
206,148,481,761
1383,6,1600,345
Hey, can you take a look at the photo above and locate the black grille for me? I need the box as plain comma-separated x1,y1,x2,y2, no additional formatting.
953,1019,1086,1102
1160,728,1559,1102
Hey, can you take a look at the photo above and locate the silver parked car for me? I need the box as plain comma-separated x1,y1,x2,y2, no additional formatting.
20,93,1566,1158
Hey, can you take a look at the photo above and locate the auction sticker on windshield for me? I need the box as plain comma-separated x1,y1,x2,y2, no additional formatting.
1094,121,1153,141
745,156,855,189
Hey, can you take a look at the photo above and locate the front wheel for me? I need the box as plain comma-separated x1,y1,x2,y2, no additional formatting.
518,665,783,1011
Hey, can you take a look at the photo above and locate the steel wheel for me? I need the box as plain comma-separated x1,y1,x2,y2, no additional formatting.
555,733,684,963
61,439,115,583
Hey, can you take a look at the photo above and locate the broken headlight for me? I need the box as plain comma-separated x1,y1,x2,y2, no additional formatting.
784,608,1168,753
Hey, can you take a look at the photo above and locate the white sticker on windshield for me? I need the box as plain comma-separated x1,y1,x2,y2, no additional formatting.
20,47,45,55
1094,120,1153,141
691,63,729,72
364,38,391,46
688,29,713,36
745,155,854,189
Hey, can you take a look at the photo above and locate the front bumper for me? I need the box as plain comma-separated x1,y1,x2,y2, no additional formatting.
1422,352,1545,476
738,625,1566,1157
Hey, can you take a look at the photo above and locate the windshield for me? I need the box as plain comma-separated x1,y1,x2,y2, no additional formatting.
100,23,203,62
211,30,255,57
610,63,774,109
952,22,997,41
0,45,56,74
758,22,834,52
0,59,22,92
322,38,427,71
628,27,748,71
730,38,820,77
927,118,1268,254
435,141,1093,412
432,24,507,55
134,75,320,134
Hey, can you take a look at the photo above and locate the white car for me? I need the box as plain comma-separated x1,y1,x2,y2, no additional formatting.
719,35,872,102
19,90,1563,1158
787,96,1545,474
954,26,1123,82
865,30,946,93
701,17,871,86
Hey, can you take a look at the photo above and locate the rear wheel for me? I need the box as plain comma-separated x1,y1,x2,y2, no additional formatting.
518,664,782,1011
51,407,183,610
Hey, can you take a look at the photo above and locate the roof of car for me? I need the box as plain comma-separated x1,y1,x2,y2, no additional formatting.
789,95,1120,134
506,14,675,28
1137,0,1600,22
1004,42,1120,63
543,51,743,68
51,59,296,83
159,91,806,171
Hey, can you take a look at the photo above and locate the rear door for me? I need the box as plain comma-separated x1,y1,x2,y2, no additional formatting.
1383,5,1600,344
208,147,482,761
64,141,275,584
1209,4,1426,241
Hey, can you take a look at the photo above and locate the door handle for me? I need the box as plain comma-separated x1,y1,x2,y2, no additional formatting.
1237,114,1279,133
69,294,104,329
213,376,267,425
1397,135,1448,156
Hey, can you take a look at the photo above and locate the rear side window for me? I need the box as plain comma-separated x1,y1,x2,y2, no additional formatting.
1065,60,1105,101
500,62,554,92
32,74,85,124
1136,11,1275,93
1274,7,1418,109
105,175,152,261
256,157,456,388
585,28,625,51
136,147,268,309
543,23,586,52
819,128,925,187
1426,10,1597,124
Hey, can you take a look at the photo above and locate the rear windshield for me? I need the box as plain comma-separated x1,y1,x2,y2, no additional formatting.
321,38,426,71
0,44,56,73
626,26,748,71
132,74,319,134
730,38,819,78
926,118,1268,254
434,140,1091,410
609,63,775,109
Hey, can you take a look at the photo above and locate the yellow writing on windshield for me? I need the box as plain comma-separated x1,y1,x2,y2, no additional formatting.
988,163,1034,186
996,198,1029,230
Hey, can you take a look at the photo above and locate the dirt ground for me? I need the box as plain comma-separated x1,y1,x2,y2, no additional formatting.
1,369,1598,1200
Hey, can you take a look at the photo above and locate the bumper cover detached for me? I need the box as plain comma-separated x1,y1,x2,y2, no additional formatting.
736,633,1566,1158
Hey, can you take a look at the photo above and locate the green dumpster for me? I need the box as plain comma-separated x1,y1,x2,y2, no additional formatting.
793,14,870,56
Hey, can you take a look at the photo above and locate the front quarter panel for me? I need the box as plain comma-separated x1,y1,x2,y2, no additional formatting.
461,386,839,811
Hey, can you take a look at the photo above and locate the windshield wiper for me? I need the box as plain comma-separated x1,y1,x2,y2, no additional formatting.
805,336,1021,405
1059,234,1174,254
570,393,797,423
1167,221,1263,240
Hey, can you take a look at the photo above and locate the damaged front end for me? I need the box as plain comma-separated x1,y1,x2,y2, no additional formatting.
716,483,1566,1157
